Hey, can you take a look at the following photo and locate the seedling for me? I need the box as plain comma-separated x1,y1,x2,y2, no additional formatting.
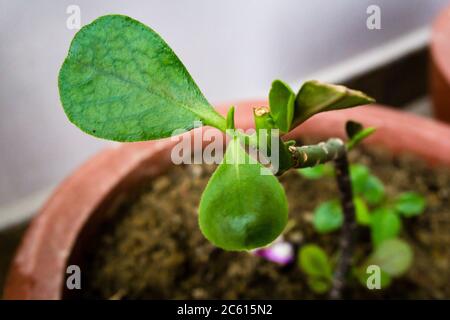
298,163,425,293
59,15,376,298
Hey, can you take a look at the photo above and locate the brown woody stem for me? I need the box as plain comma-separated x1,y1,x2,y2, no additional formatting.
288,137,356,298
329,150,356,299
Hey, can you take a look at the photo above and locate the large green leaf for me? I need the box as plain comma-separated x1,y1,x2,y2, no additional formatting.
199,137,288,251
293,80,374,126
59,15,226,141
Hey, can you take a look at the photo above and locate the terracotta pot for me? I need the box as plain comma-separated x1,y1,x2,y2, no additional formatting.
4,102,450,300
430,5,450,123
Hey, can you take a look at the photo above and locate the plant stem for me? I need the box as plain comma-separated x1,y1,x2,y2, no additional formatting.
289,138,356,298
251,135,356,297
329,150,356,299
289,138,346,169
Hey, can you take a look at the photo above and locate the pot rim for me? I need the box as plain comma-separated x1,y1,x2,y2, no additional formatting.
4,102,450,299
431,4,450,85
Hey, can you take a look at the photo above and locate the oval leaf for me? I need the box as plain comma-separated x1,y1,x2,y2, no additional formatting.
366,238,413,277
363,175,385,205
394,192,426,217
370,208,401,248
350,164,385,205
313,200,343,233
294,80,374,126
59,15,226,141
298,244,332,279
350,164,370,193
307,277,331,294
199,137,288,251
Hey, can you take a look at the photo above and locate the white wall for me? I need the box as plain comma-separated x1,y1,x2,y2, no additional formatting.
0,0,449,226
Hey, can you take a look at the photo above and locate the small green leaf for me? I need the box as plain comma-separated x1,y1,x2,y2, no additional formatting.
394,192,426,217
366,238,413,277
307,277,331,294
350,164,385,205
269,80,295,133
362,175,385,205
370,208,401,248
354,196,371,226
298,244,333,279
199,137,288,251
347,127,376,150
297,164,334,179
59,15,226,142
345,120,376,150
226,106,235,130
313,200,343,233
363,175,385,205
350,164,370,194
293,80,374,126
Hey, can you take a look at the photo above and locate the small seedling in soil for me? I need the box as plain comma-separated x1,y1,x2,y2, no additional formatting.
59,15,388,298
298,163,425,293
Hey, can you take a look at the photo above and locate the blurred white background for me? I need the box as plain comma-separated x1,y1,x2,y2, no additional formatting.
0,0,449,227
